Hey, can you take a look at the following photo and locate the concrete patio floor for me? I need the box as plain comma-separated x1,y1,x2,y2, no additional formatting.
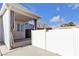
0,45,59,56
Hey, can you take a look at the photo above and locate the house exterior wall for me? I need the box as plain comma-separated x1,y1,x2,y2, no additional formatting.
32,28,79,56
3,10,11,49
13,21,34,39
0,16,3,41
13,21,25,39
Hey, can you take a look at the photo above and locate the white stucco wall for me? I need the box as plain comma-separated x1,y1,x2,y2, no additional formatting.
13,21,25,39
32,28,79,56
0,16,3,41
3,10,11,49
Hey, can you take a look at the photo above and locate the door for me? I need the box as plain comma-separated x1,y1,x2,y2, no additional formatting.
25,29,31,38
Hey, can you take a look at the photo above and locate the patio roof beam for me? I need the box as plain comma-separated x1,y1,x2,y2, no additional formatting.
34,19,37,30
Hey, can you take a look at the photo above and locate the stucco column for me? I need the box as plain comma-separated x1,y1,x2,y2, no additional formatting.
34,19,37,30
10,10,15,49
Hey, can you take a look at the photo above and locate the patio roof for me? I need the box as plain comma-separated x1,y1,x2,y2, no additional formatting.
0,3,40,20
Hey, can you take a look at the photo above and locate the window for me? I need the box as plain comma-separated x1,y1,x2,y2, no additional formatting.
21,24,24,31
17,24,20,31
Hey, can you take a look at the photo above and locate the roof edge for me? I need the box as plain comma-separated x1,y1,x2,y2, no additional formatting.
0,3,40,19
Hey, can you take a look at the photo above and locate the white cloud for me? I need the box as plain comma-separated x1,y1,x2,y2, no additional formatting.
56,7,60,11
68,3,79,9
72,4,79,9
50,15,64,22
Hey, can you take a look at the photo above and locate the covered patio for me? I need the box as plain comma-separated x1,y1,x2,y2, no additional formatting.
9,4,40,48
0,3,40,49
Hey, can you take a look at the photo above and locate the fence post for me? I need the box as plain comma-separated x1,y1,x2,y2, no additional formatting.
45,29,47,49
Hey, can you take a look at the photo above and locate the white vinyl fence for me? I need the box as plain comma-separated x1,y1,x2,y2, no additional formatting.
32,30,46,49
32,28,79,56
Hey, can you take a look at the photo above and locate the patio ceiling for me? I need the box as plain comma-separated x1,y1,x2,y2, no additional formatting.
9,3,40,20
15,12,34,22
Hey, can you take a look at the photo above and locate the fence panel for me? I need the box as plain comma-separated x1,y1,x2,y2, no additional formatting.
32,30,46,49
46,29,76,56
31,28,79,56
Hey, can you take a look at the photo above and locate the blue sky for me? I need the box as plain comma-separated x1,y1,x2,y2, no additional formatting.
0,3,79,27
20,3,79,27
